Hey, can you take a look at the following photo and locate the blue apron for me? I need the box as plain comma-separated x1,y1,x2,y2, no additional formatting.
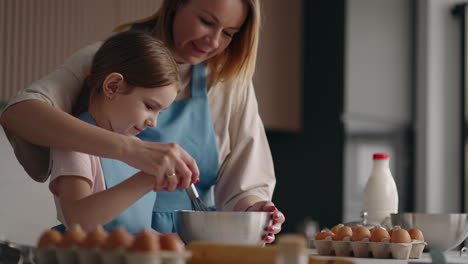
53,112,157,234
83,113,156,234
138,63,219,233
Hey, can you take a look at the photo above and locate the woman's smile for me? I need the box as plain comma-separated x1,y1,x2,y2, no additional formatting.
191,41,209,55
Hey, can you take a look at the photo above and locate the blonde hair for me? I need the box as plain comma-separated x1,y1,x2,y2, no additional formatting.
114,0,261,88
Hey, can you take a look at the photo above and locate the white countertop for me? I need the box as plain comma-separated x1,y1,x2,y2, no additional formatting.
309,249,468,264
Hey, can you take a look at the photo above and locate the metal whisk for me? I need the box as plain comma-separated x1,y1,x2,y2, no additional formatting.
186,183,210,211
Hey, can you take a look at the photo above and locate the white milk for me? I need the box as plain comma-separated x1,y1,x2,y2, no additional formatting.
362,153,399,226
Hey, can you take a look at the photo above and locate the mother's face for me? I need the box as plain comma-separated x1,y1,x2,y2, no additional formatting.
172,0,247,65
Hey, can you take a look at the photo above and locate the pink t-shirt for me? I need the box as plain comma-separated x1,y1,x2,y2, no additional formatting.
49,148,106,225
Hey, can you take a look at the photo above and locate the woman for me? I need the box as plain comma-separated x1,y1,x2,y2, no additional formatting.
0,0,284,242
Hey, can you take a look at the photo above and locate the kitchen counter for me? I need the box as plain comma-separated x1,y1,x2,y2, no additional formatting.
309,249,468,263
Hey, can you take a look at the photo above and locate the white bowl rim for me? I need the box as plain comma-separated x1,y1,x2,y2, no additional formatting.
175,210,272,215
391,213,468,216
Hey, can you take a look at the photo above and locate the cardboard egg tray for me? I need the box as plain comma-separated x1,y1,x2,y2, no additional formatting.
313,238,426,260
34,246,191,264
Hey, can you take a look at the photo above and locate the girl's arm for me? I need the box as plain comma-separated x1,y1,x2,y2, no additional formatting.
56,172,154,232
0,100,198,190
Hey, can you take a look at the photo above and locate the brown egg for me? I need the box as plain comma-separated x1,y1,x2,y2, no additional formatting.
129,230,160,252
408,228,424,241
59,225,87,248
388,225,401,237
160,233,185,252
369,226,377,234
102,227,134,251
314,231,334,240
80,226,109,249
331,224,344,234
333,226,352,241
391,228,412,243
37,229,63,248
370,227,390,242
351,226,371,241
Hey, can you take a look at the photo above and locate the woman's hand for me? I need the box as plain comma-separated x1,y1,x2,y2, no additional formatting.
246,201,285,244
122,138,200,192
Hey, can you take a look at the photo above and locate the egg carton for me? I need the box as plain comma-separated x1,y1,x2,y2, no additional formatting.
34,246,191,264
313,238,426,260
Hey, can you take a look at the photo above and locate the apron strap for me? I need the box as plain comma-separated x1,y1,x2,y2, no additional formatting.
191,63,207,98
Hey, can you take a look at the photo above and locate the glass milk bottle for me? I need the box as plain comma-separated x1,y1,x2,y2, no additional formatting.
362,153,398,226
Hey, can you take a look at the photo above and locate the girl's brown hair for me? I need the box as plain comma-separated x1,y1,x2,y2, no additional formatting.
114,0,261,88
73,30,180,115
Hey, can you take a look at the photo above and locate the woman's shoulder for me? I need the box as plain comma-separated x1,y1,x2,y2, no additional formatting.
62,41,103,71
208,78,254,106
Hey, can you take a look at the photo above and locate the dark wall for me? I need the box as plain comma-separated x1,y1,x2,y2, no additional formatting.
266,0,345,233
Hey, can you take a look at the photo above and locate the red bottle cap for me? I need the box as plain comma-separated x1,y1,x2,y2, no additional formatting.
373,153,389,160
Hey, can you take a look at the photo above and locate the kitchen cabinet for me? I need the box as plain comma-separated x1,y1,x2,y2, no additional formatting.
254,0,303,132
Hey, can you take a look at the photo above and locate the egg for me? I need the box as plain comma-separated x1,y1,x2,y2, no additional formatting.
390,227,411,243
408,228,424,241
160,233,185,252
370,227,390,242
333,226,352,241
37,229,63,248
80,226,109,249
351,226,371,241
331,224,344,234
102,227,134,251
314,231,334,240
59,224,87,248
129,230,160,252
388,225,402,237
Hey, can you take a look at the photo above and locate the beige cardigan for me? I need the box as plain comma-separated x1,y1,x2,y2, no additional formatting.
2,41,276,211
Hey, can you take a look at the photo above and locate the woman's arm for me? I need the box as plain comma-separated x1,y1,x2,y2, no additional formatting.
1,100,198,190
213,81,276,211
0,40,198,184
1,100,128,159
56,172,154,232
211,81,283,243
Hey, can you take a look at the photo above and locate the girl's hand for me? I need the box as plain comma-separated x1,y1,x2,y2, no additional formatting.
246,201,285,243
123,138,199,192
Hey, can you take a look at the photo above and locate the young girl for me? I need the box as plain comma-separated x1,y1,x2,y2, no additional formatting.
49,30,187,234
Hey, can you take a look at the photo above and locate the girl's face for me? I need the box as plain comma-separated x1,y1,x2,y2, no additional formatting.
105,84,178,136
172,0,248,64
